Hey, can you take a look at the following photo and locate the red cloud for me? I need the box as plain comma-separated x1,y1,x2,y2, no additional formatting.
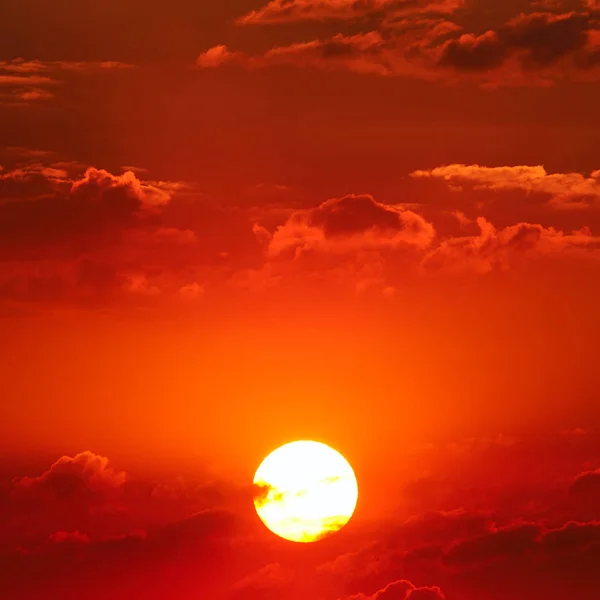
197,32,393,77
1,158,600,306
196,45,240,68
14,451,127,500
1,450,242,560
238,193,435,296
47,530,91,545
4,435,600,599
3,452,129,548
0,161,264,304
436,10,596,71
231,563,294,599
568,469,600,516
344,579,445,600
235,0,464,25
444,522,541,566
422,217,599,274
0,74,56,85
268,193,435,258
199,7,600,86
0,165,168,257
0,59,133,105
0,452,241,599
411,163,600,208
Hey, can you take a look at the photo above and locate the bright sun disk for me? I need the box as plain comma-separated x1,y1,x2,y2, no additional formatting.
253,440,358,543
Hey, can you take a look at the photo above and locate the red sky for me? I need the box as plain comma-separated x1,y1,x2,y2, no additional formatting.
2,0,600,599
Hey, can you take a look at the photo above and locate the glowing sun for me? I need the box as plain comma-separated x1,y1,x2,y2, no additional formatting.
253,440,358,543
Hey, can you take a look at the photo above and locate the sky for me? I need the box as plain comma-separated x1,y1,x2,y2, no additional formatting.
1,0,600,598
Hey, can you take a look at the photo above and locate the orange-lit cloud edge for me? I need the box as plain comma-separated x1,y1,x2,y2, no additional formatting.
1,157,599,309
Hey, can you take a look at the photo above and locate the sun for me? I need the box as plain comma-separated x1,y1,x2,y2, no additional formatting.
252,440,358,543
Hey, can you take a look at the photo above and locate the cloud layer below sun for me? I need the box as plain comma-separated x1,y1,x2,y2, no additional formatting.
3,429,600,599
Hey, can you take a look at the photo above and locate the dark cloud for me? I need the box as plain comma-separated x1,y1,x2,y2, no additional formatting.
437,31,506,70
5,437,600,600
542,520,600,551
568,469,600,518
1,451,241,552
235,0,465,25
0,166,164,257
1,159,600,306
569,468,600,501
0,59,133,106
199,4,600,85
0,451,246,599
230,563,294,599
14,451,126,496
269,193,435,258
343,579,446,600
437,10,600,72
422,217,600,274
401,509,493,547
444,522,541,565
0,162,264,305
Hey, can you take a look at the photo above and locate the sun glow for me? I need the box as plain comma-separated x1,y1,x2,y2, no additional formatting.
253,440,358,543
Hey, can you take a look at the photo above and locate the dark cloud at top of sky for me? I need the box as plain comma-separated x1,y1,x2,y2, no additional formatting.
196,1,600,86
436,9,600,72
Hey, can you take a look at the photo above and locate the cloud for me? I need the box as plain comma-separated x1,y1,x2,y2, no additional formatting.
14,452,127,499
197,32,410,78
231,563,294,599
3,452,130,546
4,435,600,599
235,0,464,25
199,6,600,85
322,511,600,599
0,163,234,304
444,522,541,565
0,74,57,86
0,452,243,599
422,217,600,274
435,519,600,571
179,281,205,300
154,507,238,547
1,451,242,558
568,469,600,514
542,520,600,551
237,193,436,296
196,45,240,68
0,166,167,257
437,10,597,71
2,159,600,307
197,32,396,77
411,163,600,209
0,59,133,73
400,509,493,546
343,579,446,600
47,530,92,545
268,193,435,258
0,59,133,106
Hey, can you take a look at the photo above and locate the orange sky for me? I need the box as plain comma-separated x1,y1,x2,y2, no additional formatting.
2,1,600,599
